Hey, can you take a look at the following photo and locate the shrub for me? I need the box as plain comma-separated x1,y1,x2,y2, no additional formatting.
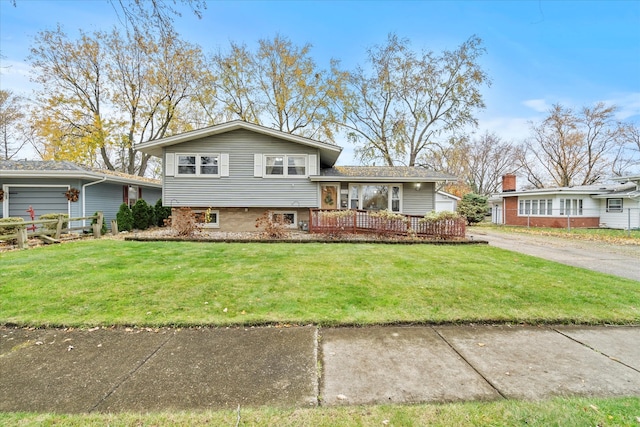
132,199,152,230
419,210,462,224
116,203,134,232
457,193,488,225
255,210,291,239
154,199,171,227
39,213,69,231
170,207,200,237
0,217,25,235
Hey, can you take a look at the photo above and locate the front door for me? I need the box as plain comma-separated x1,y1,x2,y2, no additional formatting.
321,185,338,209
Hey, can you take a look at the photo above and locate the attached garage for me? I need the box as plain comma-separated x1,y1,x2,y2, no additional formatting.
6,186,70,220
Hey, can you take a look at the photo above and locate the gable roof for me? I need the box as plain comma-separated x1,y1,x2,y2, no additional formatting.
136,120,343,166
312,166,457,183
0,160,161,187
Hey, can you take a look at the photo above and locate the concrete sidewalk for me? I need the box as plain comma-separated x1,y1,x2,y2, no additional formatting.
1,325,639,413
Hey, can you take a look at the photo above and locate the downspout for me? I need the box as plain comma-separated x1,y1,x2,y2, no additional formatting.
82,176,107,227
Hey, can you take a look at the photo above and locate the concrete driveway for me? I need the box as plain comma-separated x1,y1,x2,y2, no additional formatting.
471,228,640,282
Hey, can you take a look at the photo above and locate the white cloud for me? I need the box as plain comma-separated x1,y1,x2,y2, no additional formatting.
601,92,640,121
522,99,551,113
0,59,35,97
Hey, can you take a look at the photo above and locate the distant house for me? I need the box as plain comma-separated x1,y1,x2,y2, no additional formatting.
490,174,640,230
136,120,457,232
0,160,162,230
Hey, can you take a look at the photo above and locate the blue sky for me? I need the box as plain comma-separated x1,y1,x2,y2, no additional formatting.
1,0,639,163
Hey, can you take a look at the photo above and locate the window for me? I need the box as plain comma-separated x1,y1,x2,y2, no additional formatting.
519,198,554,216
194,209,219,228
265,156,284,175
287,155,306,175
607,198,623,213
177,154,219,176
264,155,307,177
177,155,196,175
349,184,402,212
271,211,297,228
560,198,583,215
126,185,139,207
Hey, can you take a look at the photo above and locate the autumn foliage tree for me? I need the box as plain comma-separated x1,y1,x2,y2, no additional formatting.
28,25,204,175
0,89,27,160
202,35,348,142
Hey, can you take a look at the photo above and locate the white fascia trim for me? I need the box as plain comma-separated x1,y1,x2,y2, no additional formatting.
1,170,161,188
137,121,343,157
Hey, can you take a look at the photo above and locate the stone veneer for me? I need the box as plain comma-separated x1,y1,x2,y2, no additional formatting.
175,207,310,232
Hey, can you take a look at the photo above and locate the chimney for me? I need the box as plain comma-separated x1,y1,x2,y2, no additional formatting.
502,174,516,192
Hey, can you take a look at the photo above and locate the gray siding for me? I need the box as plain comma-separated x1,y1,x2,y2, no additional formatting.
2,177,161,230
403,182,435,215
164,129,320,208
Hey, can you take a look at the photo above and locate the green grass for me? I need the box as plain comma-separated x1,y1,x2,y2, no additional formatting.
479,223,640,242
1,240,638,327
1,397,639,426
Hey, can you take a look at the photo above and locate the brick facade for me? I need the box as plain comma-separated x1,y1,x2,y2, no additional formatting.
502,196,599,228
175,207,310,232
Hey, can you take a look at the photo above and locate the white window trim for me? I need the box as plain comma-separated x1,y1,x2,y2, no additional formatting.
263,154,308,178
518,198,554,216
347,183,403,212
193,209,220,228
176,153,221,177
271,211,298,228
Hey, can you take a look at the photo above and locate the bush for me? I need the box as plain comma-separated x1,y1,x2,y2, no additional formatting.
132,199,152,230
0,217,25,235
419,210,462,224
154,199,171,227
255,210,291,239
39,213,69,231
170,207,200,237
116,203,134,232
457,193,488,225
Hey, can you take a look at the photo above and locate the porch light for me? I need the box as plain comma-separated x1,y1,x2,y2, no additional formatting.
415,183,421,191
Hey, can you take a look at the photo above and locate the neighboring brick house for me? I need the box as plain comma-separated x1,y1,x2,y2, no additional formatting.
490,174,640,229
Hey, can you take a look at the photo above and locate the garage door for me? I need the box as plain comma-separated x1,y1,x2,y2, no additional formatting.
7,186,70,223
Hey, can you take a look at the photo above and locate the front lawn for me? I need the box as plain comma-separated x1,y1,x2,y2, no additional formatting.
2,397,639,426
1,240,638,327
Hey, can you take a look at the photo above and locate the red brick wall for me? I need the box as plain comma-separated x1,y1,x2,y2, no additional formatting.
502,196,599,228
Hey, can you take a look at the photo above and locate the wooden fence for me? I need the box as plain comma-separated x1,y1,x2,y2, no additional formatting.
308,209,466,239
0,213,103,249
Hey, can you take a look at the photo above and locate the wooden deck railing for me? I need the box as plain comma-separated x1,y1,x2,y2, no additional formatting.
308,209,466,239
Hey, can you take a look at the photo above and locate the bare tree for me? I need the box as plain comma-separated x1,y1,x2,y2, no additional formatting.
424,132,518,195
519,103,623,187
612,122,640,175
0,89,28,160
340,34,490,166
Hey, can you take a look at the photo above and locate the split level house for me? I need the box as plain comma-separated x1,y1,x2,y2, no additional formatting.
490,174,640,230
0,160,162,230
136,120,458,232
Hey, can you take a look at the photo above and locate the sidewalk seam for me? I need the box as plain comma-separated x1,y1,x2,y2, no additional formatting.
552,328,640,374
88,331,175,413
433,327,507,400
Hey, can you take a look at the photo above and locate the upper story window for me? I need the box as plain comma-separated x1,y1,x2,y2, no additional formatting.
177,154,219,177
606,198,623,213
264,155,307,177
